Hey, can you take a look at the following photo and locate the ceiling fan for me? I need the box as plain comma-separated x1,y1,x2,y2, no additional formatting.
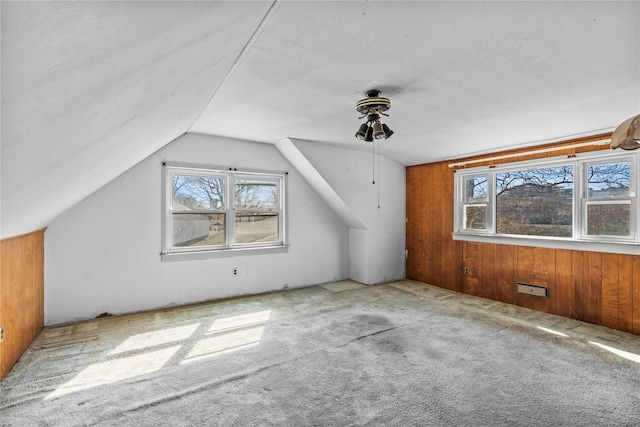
355,89,394,141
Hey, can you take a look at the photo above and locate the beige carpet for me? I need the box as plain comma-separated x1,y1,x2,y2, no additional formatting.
1,280,639,426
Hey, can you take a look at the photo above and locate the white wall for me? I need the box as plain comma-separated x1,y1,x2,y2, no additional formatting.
44,134,351,325
293,139,406,284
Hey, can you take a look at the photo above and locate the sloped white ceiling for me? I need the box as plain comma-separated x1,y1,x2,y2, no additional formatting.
1,1,274,238
1,1,639,239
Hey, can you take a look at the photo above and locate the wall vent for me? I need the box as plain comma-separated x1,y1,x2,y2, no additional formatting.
517,282,548,297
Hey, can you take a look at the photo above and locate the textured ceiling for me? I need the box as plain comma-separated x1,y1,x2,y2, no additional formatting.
1,1,639,238
191,1,640,163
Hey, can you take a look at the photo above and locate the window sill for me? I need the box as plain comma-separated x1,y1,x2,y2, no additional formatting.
452,233,640,255
161,244,289,262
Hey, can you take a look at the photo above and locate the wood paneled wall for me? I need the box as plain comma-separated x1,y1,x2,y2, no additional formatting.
0,229,45,380
406,133,640,335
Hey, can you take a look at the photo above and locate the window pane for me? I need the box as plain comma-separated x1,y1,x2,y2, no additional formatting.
235,180,278,210
235,213,279,244
173,176,225,210
587,162,630,198
586,203,630,236
464,205,486,230
465,177,488,202
496,166,573,237
172,213,226,247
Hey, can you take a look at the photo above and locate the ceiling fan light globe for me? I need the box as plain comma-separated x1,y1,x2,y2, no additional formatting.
372,121,385,139
355,123,369,139
364,126,374,142
382,124,394,139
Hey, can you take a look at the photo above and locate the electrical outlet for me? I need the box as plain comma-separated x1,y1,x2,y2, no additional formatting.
233,268,238,276
464,267,470,275
0,325,4,343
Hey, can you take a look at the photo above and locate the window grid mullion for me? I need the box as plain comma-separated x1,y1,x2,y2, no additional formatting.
228,174,235,248
575,160,583,239
487,173,496,234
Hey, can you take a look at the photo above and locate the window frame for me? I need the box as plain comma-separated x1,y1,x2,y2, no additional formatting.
163,164,287,255
458,174,492,233
453,150,638,246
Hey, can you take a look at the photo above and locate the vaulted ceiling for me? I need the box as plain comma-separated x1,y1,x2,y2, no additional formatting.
1,1,639,239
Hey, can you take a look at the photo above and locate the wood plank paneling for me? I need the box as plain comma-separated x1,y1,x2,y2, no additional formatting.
440,165,459,291
418,165,431,284
482,243,498,300
497,244,515,304
618,255,633,333
584,252,602,325
554,249,572,318
406,132,640,336
427,163,442,285
601,253,620,330
0,229,45,380
405,167,418,279
463,242,482,296
515,246,535,310
532,247,553,313
571,251,585,320
632,256,640,334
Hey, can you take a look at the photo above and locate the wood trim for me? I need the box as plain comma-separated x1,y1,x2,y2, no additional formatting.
0,229,45,380
406,132,640,335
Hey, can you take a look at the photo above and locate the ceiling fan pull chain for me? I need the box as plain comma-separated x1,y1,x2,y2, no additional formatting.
377,139,381,209
372,141,376,185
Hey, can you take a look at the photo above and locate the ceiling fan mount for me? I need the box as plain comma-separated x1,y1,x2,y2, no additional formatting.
356,89,391,115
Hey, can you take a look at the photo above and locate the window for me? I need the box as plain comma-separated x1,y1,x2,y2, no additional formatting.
454,152,637,245
495,165,574,238
462,176,489,230
584,160,632,239
164,165,285,254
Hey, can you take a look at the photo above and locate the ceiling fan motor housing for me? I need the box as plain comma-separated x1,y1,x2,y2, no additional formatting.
356,89,391,115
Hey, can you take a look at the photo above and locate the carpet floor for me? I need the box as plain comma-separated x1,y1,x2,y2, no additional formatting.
1,280,639,426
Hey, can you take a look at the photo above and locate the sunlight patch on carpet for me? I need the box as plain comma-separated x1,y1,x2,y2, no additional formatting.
45,346,181,400
181,327,265,364
43,311,273,399
181,310,272,364
208,310,271,333
537,326,569,337
590,341,640,364
109,323,201,355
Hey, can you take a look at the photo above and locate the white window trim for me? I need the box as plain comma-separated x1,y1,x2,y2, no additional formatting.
453,150,640,254
162,163,287,258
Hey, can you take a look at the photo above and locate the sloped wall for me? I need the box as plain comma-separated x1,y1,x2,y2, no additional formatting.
44,135,352,325
293,139,406,284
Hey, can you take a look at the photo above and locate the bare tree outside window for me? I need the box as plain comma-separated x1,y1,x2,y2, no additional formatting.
496,166,573,237
463,177,488,230
173,176,225,210
235,180,279,244
586,162,631,236
587,162,630,197
235,180,278,210
171,175,227,247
